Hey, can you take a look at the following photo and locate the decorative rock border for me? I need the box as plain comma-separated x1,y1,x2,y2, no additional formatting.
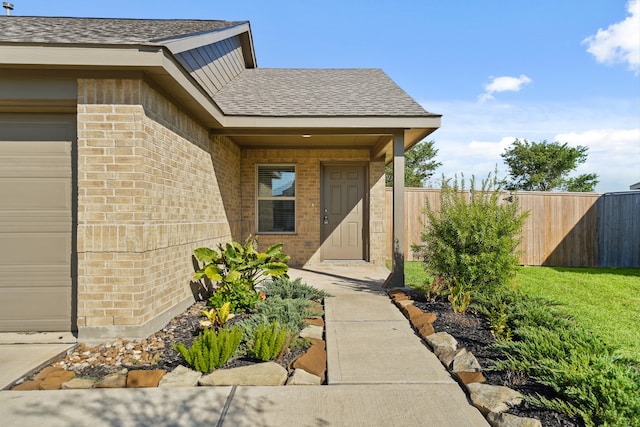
10,314,327,390
387,289,542,427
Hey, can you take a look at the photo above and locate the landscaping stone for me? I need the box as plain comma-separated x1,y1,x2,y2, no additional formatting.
439,347,466,368
387,289,407,298
39,369,75,390
391,293,410,302
394,299,414,308
455,371,486,386
452,350,482,372
11,379,42,391
299,324,323,340
286,368,322,385
416,322,435,338
467,383,524,415
199,362,288,386
487,411,542,427
62,378,97,389
401,303,424,319
305,317,324,327
94,370,128,388
410,312,437,330
158,365,202,388
292,338,326,381
425,332,458,358
126,369,166,388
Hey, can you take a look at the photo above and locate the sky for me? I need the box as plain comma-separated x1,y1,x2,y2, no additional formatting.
8,0,640,192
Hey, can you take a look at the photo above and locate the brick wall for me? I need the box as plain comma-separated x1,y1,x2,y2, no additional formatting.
240,148,387,266
76,78,240,340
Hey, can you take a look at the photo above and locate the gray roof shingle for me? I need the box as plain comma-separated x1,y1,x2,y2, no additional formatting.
212,68,434,117
0,16,244,45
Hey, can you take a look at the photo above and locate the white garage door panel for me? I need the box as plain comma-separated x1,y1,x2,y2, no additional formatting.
0,115,74,332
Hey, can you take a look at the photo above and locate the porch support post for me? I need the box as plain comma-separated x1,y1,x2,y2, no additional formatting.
384,132,405,288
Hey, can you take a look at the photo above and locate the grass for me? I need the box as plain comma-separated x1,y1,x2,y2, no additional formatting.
514,266,640,361
404,261,640,360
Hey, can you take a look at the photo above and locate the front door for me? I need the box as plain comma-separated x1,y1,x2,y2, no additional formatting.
321,165,365,260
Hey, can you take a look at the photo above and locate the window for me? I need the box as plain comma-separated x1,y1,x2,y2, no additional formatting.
257,165,296,233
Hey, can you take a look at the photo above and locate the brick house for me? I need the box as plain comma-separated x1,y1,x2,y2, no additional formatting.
0,17,440,340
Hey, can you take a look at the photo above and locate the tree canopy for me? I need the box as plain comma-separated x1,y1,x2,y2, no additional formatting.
385,139,442,187
501,139,599,192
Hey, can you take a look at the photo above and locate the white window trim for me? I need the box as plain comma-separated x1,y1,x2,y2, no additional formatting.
255,163,297,234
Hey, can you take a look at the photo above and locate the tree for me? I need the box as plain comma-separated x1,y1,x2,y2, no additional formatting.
385,140,442,187
501,139,599,192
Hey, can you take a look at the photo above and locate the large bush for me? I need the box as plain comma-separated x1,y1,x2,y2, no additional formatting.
416,172,527,294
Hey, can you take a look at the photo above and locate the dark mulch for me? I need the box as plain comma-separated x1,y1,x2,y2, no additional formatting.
74,300,310,379
404,288,585,427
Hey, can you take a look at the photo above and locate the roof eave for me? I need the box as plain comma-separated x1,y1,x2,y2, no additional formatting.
0,43,227,127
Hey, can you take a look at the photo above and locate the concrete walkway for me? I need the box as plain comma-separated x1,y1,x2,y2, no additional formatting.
0,264,488,427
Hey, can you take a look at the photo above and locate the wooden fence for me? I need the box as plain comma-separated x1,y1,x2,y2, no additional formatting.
385,188,640,267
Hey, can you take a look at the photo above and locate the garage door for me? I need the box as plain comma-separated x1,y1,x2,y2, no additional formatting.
0,114,74,332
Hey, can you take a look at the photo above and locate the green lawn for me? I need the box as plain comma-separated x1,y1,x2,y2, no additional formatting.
403,261,640,360
515,266,640,360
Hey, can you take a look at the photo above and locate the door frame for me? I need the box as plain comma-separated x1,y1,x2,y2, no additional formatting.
319,162,369,262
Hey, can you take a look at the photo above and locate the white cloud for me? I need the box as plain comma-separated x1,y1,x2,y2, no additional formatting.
582,0,640,75
555,128,640,190
421,99,640,192
479,75,533,102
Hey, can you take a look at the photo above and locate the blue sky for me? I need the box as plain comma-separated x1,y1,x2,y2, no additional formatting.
10,0,640,192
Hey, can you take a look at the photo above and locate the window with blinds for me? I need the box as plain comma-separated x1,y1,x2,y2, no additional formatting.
256,165,296,233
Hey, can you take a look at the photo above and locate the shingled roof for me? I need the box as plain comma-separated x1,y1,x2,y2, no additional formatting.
213,68,433,117
0,16,244,45
0,16,439,129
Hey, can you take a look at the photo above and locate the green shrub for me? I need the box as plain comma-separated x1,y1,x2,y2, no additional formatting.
208,279,260,313
193,236,290,286
193,236,290,313
447,278,471,314
261,277,331,301
415,172,527,297
239,296,321,337
478,290,640,426
250,321,288,362
485,301,512,341
172,325,243,373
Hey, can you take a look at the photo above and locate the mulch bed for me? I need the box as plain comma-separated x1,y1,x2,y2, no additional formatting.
404,288,585,427
26,300,312,383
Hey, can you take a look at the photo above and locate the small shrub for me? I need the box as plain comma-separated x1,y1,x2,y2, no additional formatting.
261,277,331,301
447,279,471,314
424,276,447,302
172,325,243,373
193,236,290,286
239,296,321,337
486,301,512,341
208,279,260,313
415,171,528,296
250,321,288,362
200,302,234,328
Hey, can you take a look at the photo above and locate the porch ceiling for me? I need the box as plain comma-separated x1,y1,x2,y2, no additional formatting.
216,126,438,162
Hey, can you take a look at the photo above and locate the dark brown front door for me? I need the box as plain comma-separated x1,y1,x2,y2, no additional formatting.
321,165,365,260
